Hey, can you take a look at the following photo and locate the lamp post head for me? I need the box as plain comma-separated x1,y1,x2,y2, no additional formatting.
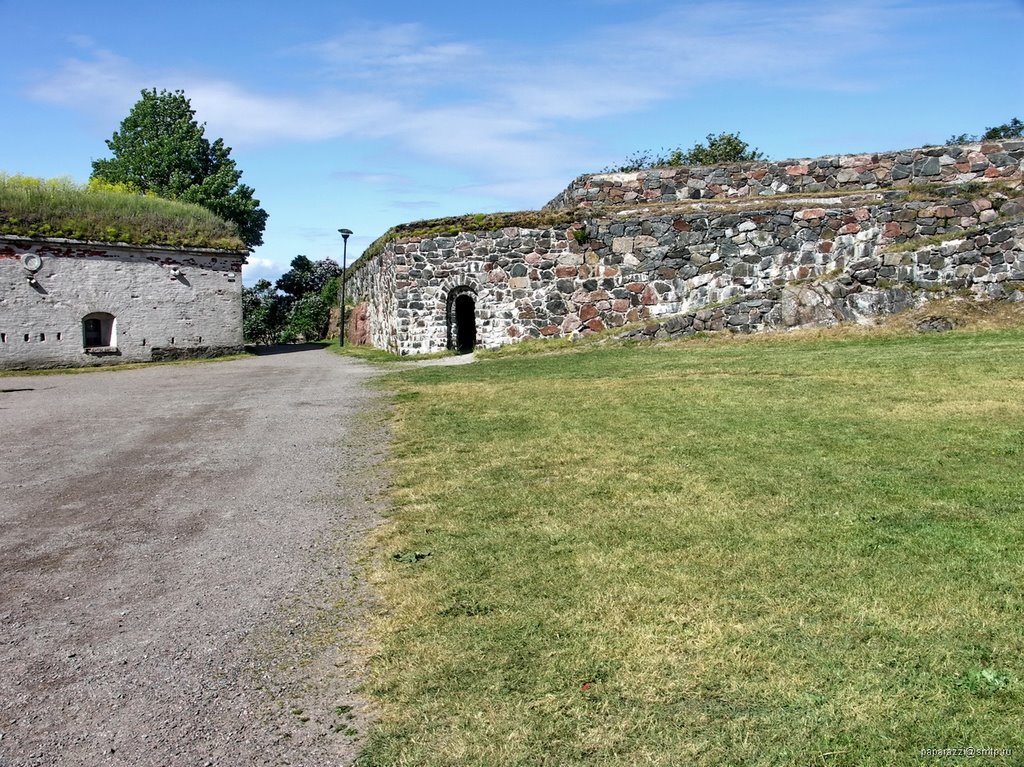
338,229,353,347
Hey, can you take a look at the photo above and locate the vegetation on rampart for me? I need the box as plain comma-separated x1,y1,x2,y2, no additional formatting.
946,116,1023,145
351,208,591,273
607,130,764,172
0,174,247,251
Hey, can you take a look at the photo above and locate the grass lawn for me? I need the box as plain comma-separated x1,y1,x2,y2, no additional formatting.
358,327,1024,766
328,340,456,364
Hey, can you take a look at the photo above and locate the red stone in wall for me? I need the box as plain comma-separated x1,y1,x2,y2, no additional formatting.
347,302,371,346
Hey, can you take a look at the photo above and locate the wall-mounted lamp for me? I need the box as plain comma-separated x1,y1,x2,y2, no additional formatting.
21,253,42,273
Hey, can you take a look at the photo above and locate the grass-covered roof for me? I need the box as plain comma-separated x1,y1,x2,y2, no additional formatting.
0,174,247,252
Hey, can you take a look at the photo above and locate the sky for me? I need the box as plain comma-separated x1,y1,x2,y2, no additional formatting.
2,0,1023,285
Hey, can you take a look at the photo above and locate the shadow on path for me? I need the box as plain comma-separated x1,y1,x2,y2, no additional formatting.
249,342,330,356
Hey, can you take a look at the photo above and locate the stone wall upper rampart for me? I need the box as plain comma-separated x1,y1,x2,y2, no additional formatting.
350,190,1024,355
544,141,1024,210
346,141,1024,355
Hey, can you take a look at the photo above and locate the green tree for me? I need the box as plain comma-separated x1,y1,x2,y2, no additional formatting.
608,131,763,172
91,88,268,248
946,117,1023,145
242,279,288,344
242,256,342,345
282,294,332,343
276,256,342,341
275,255,342,302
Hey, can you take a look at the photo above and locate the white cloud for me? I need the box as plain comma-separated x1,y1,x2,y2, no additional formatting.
330,171,414,186
25,49,142,120
241,256,280,285
24,49,403,145
243,256,276,270
306,22,481,86
24,1,924,207
184,81,401,144
456,177,576,210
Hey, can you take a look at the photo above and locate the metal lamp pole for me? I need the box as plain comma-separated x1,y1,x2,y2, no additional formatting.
338,228,352,346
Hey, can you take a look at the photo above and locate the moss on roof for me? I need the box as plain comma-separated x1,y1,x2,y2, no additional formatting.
0,175,247,252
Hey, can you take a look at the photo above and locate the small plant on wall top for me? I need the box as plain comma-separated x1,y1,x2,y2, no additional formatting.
946,117,1023,145
606,131,764,172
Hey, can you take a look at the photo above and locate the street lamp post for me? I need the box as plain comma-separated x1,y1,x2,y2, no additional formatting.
338,228,352,346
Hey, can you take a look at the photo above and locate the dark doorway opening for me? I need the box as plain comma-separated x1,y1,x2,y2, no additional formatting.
454,293,476,353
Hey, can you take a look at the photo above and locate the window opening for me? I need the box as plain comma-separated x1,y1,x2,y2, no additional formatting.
82,313,116,349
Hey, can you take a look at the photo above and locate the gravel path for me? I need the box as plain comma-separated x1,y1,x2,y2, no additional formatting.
0,347,385,766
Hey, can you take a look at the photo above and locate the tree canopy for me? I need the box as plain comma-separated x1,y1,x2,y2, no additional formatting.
946,117,1023,145
608,131,764,172
242,279,288,346
91,88,268,248
242,256,343,344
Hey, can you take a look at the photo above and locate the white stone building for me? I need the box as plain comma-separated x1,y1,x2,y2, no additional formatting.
1,236,246,370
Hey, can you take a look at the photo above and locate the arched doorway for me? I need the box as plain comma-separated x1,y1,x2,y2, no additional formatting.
446,287,477,353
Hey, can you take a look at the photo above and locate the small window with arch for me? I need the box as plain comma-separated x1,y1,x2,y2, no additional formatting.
82,312,117,351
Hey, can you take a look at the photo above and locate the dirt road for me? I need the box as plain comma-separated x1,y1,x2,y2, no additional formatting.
0,347,383,766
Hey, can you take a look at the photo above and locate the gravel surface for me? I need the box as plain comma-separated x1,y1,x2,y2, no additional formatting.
0,346,386,766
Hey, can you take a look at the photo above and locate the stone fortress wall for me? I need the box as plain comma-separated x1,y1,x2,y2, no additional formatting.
347,141,1024,355
0,237,245,369
544,141,1024,209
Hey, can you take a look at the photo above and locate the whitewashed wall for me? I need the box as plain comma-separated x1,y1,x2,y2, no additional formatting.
0,237,245,370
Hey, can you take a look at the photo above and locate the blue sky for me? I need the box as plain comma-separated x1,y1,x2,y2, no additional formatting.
2,0,1022,284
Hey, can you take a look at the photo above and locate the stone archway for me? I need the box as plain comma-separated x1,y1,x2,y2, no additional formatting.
446,285,477,353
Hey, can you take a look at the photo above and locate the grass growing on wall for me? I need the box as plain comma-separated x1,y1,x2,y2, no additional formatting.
0,174,246,251
359,325,1024,766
